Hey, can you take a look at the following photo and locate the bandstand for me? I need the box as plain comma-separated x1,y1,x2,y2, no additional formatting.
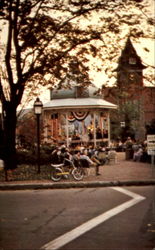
43,85,117,148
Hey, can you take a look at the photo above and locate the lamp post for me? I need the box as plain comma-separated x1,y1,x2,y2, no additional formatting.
33,97,43,174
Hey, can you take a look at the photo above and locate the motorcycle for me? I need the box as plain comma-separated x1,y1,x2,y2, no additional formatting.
51,158,84,182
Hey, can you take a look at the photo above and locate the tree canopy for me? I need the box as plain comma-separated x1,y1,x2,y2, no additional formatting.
0,0,154,107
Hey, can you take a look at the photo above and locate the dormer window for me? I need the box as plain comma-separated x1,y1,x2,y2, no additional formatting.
75,86,89,98
129,57,136,65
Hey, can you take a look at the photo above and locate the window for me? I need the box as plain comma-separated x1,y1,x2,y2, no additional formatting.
129,73,135,81
129,57,136,65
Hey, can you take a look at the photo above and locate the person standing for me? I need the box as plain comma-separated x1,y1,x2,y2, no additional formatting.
125,137,133,160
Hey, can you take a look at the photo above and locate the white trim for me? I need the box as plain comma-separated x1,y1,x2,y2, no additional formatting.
66,112,69,147
43,98,117,110
93,112,96,147
107,112,110,147
41,187,145,250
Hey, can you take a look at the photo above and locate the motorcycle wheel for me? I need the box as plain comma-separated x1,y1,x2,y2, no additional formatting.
72,167,84,181
51,168,62,182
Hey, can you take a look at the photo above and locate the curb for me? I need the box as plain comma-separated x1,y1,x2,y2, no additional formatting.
0,179,155,190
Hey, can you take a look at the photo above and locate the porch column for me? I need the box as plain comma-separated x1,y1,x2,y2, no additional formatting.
107,111,110,147
93,112,96,148
65,112,69,147
43,111,48,143
58,113,61,137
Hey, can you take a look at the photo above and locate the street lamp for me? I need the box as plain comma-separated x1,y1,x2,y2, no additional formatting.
33,97,43,174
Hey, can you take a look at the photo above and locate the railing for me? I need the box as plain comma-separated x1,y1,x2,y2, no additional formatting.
57,138,109,146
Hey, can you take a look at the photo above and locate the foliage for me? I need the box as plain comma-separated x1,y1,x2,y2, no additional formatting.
40,143,55,155
17,144,54,165
145,119,155,134
16,150,51,165
110,100,140,140
17,149,37,165
17,110,57,152
0,0,154,98
17,111,36,148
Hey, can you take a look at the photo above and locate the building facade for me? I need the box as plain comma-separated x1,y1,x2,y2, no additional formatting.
103,37,155,141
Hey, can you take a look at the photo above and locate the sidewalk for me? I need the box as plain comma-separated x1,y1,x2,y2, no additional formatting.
0,152,155,190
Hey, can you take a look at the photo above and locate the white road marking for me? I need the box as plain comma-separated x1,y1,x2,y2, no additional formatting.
41,187,145,250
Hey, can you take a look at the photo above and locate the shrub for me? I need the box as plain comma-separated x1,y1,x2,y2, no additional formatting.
40,144,55,155
17,149,50,164
17,149,36,165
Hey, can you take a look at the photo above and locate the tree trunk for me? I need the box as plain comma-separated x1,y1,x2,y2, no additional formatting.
3,103,17,171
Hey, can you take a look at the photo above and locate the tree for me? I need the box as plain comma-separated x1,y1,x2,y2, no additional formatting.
0,0,154,172
16,110,38,149
146,119,155,134
110,100,141,141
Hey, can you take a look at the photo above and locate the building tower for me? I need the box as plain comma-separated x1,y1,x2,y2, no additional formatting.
116,37,146,140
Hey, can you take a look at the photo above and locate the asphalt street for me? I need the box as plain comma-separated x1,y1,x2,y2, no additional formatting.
0,186,155,250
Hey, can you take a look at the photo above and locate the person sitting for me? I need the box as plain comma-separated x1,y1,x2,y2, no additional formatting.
51,146,71,165
90,151,102,176
82,147,101,176
80,150,95,168
97,147,108,165
72,150,94,176
71,150,82,168
51,147,61,164
133,146,143,162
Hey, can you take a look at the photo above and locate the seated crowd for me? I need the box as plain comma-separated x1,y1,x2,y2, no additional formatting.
50,137,151,179
124,137,150,162
51,144,115,176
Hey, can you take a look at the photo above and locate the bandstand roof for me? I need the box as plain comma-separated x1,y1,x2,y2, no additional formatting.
43,97,117,110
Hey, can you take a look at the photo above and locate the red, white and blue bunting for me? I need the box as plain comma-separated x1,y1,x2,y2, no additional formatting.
67,113,76,122
73,111,89,121
68,111,89,122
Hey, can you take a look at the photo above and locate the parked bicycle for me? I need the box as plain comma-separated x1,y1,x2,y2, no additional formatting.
51,158,84,182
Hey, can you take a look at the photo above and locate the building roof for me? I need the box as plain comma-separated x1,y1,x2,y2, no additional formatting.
43,97,117,110
116,37,147,71
50,84,101,100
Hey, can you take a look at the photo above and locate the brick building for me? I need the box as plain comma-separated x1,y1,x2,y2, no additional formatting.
103,37,155,141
